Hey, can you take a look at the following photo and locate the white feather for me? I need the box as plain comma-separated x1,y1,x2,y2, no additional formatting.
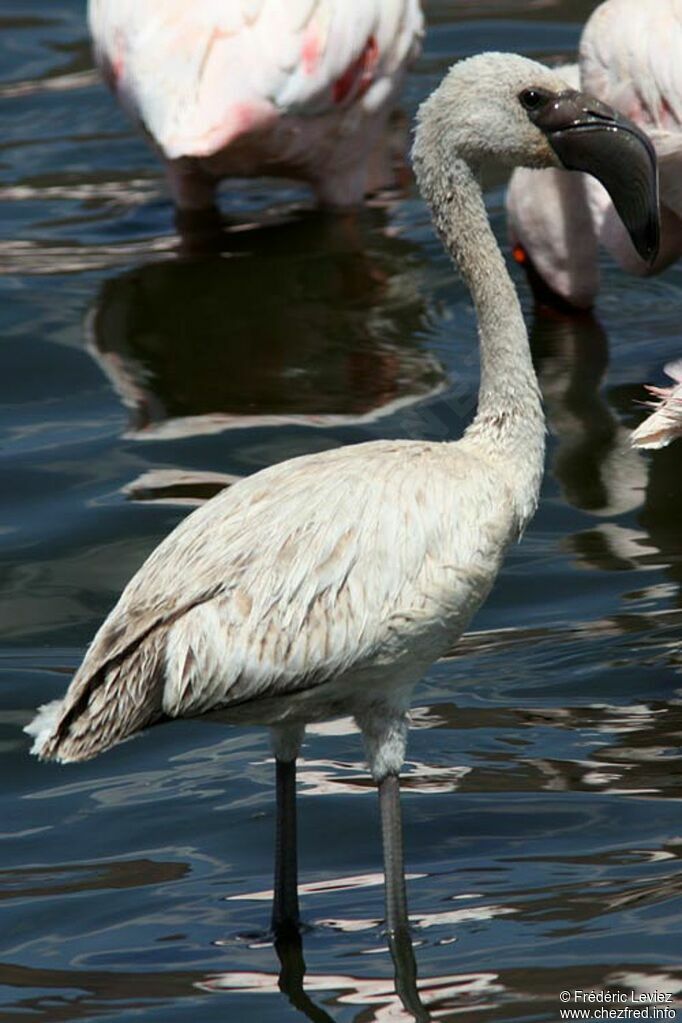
24,701,65,758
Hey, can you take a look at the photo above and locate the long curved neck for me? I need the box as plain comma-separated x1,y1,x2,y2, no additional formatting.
414,147,545,527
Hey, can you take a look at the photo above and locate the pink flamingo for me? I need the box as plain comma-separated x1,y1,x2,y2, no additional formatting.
88,0,424,231
507,0,682,308
632,361,682,449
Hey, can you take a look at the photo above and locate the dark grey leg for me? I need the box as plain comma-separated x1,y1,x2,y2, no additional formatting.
378,773,431,1023
378,773,408,936
271,757,300,938
270,754,335,1021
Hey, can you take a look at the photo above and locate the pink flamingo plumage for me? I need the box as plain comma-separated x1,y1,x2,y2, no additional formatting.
88,0,424,232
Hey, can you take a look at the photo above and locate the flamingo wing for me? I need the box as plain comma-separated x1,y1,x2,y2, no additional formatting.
88,0,423,159
26,441,500,762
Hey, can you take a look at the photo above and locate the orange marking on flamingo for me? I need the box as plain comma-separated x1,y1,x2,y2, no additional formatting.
512,244,528,266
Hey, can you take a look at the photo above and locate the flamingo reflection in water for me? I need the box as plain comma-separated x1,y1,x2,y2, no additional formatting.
27,53,659,1023
529,307,649,522
200,959,501,1022
86,211,446,445
523,300,682,603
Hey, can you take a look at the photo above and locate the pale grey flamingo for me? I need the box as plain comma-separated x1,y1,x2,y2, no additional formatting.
27,55,659,959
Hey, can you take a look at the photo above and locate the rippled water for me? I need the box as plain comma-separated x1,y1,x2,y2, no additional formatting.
1,2,682,1021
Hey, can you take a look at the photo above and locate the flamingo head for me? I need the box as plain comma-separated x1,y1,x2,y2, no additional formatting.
414,52,660,265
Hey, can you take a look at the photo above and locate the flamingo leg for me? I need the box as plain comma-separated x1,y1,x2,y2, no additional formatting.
271,756,300,938
378,772,408,936
165,160,223,251
378,773,431,1022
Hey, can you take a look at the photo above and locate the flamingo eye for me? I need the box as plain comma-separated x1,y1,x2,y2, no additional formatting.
519,88,549,112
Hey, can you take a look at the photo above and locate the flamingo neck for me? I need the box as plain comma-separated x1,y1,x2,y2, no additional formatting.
414,150,545,528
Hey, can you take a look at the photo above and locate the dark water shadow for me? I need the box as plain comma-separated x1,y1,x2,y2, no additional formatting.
530,305,648,520
86,211,446,442
529,303,682,599
0,856,188,902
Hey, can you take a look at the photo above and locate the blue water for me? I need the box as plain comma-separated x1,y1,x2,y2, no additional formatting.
1,2,682,1021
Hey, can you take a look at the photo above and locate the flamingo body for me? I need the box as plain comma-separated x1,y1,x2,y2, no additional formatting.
88,0,424,210
27,438,518,771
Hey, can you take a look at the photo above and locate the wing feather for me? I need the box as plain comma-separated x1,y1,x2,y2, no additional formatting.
631,367,682,449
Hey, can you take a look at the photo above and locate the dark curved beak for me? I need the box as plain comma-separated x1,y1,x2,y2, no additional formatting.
532,90,660,265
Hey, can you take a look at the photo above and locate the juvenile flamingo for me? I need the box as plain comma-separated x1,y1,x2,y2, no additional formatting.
632,361,682,449
88,0,424,232
507,0,682,308
27,55,659,953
